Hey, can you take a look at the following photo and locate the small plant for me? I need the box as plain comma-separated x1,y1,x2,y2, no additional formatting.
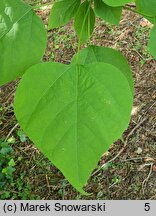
0,0,155,194
0,137,40,200
0,139,15,199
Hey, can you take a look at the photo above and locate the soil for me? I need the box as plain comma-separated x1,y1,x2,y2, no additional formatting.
0,1,156,199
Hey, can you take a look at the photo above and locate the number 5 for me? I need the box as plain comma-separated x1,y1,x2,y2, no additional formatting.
144,203,150,211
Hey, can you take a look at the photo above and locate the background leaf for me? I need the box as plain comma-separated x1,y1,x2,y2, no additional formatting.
148,25,156,59
14,62,133,193
0,0,47,86
74,1,95,43
48,0,80,29
94,0,122,25
102,0,133,7
136,0,156,16
72,45,134,95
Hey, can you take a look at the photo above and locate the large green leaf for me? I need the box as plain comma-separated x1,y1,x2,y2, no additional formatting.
74,1,95,43
148,26,156,59
72,45,134,95
0,0,47,86
48,0,80,29
14,62,133,193
94,0,122,25
102,0,133,7
136,0,156,16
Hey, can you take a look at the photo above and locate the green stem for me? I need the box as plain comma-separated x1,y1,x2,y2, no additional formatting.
124,6,155,19
88,1,91,45
76,2,91,64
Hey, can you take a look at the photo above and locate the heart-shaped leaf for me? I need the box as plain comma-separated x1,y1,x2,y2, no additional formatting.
94,0,122,25
14,62,133,193
0,0,47,86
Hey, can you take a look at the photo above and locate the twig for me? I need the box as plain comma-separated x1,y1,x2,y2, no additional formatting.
126,117,147,139
121,157,153,162
91,139,126,177
5,123,19,141
138,163,154,171
4,88,16,104
45,175,51,193
91,117,147,177
142,163,154,194
149,194,156,200
148,101,156,110
132,49,145,60
101,139,126,167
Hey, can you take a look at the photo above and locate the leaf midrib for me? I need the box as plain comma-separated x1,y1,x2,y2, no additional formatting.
0,7,32,40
